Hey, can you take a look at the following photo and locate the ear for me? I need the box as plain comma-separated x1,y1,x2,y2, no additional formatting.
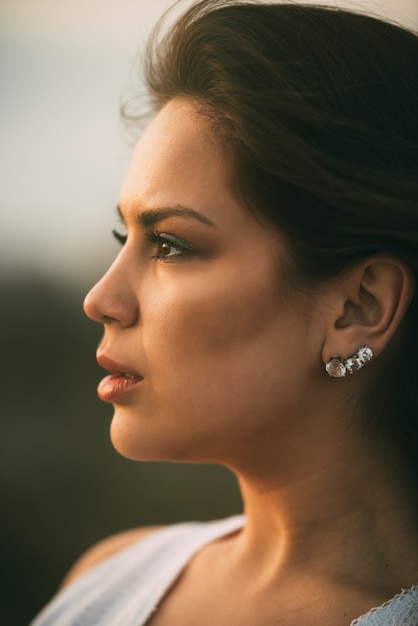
322,256,415,364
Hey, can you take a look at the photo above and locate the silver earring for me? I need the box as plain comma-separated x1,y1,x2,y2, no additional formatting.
325,345,374,378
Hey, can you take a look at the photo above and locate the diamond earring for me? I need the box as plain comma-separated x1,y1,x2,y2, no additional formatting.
325,345,374,378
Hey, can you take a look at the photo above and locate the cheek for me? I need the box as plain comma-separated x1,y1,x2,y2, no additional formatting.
144,269,281,362
141,266,308,414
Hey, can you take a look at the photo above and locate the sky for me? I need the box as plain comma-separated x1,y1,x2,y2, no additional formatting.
1,0,417,287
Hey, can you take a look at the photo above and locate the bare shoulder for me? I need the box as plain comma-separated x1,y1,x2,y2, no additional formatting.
61,525,162,588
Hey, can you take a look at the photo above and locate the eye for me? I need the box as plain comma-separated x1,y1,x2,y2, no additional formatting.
156,241,182,258
112,229,127,246
146,231,194,260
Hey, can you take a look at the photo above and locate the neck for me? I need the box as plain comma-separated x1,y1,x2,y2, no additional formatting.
229,423,418,595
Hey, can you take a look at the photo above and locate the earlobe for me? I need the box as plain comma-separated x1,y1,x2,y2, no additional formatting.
322,256,415,367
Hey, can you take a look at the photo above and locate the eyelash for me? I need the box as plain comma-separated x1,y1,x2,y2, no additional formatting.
112,229,127,246
112,229,193,260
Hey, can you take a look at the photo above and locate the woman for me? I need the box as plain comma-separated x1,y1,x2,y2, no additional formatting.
32,1,418,624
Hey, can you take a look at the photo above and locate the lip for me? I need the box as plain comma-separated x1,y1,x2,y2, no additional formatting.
97,353,142,378
96,353,143,403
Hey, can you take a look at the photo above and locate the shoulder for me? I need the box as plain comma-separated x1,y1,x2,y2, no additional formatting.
61,525,163,588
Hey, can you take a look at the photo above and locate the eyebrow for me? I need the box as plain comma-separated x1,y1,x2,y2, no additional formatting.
116,205,216,228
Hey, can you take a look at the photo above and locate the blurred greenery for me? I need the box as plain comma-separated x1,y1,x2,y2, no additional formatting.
0,275,242,625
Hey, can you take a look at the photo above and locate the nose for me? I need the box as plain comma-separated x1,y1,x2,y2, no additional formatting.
83,254,139,328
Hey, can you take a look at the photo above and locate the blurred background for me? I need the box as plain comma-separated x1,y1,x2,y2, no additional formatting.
1,0,417,624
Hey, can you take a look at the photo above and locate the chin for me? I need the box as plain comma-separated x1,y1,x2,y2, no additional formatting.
109,411,193,463
109,420,161,461
109,417,227,466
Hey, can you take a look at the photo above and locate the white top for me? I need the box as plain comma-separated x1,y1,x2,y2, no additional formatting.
31,515,418,626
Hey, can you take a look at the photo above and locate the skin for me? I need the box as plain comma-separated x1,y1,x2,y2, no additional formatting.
84,99,324,468
82,98,418,625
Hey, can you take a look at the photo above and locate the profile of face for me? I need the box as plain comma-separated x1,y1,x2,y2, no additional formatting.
83,99,324,468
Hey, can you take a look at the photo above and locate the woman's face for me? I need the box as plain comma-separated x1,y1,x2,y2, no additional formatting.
84,99,322,466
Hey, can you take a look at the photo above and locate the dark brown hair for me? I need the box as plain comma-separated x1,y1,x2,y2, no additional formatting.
140,1,418,478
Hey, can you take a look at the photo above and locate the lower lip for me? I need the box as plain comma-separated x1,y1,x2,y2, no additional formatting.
97,374,143,403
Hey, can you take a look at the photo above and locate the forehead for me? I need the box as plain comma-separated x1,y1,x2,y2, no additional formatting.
120,99,226,209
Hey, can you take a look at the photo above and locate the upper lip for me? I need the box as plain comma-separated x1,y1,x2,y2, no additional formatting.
96,353,143,378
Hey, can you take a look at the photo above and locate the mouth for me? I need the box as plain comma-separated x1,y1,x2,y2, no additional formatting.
96,353,143,403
